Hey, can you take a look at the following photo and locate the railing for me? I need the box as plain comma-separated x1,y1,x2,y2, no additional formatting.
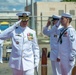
0,16,76,36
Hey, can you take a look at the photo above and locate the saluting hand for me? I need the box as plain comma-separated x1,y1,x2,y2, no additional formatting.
16,19,22,25
46,20,51,27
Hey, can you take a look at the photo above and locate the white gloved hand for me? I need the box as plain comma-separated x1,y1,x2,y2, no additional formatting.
14,20,22,27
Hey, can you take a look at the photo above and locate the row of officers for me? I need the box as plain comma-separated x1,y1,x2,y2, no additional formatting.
0,11,76,75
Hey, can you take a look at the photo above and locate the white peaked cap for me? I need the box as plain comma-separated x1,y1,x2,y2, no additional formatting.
52,15,61,19
16,11,31,16
61,13,72,18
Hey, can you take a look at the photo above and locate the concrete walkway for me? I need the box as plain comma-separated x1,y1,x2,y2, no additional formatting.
0,58,52,75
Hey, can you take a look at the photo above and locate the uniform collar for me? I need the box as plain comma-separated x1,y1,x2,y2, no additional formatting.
67,24,72,28
63,24,72,29
19,25,27,30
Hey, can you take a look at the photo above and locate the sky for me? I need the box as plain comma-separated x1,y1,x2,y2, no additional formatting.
0,0,62,11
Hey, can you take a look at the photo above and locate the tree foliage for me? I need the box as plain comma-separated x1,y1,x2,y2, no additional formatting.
62,0,76,2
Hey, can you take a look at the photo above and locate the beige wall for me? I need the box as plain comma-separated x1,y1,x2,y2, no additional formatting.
36,2,76,16
33,2,76,35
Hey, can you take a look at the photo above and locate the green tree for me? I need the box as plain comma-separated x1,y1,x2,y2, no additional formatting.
62,0,76,2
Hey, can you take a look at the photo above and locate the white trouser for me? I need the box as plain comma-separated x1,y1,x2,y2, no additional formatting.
0,47,3,62
12,68,34,75
60,58,75,75
51,61,61,75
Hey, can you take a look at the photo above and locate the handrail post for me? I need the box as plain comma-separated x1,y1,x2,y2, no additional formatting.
41,48,47,75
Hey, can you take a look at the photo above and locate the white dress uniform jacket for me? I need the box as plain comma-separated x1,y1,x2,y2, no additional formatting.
0,22,40,71
43,25,62,61
58,25,76,75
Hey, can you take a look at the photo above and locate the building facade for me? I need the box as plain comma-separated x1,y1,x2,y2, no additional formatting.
26,2,76,35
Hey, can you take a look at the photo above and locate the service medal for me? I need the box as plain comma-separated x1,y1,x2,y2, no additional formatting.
27,33,33,40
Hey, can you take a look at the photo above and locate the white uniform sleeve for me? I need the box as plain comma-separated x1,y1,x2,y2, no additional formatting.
43,25,58,36
0,20,21,40
43,20,60,36
55,19,61,27
0,40,4,46
32,31,40,67
68,29,76,60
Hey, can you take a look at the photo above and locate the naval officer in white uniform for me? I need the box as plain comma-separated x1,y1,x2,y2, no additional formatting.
0,11,40,75
58,13,76,75
43,15,61,75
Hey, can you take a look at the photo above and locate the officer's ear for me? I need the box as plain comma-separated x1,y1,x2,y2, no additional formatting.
65,17,69,23
69,18,72,23
66,18,71,23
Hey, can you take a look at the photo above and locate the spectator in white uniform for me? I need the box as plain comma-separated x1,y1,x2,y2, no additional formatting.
0,11,40,75
43,15,61,75
0,30,4,63
58,13,76,75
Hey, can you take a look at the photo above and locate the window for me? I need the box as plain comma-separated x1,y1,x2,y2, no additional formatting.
70,10,75,15
59,10,64,15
